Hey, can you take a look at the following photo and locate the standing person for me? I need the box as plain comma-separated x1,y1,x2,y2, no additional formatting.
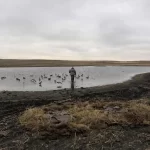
69,67,76,83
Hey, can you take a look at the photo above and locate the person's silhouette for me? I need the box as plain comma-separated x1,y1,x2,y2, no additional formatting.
69,67,76,83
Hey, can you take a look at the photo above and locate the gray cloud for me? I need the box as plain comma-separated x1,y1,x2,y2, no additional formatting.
0,0,150,60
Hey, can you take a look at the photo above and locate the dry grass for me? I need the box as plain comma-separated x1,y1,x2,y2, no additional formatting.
1,59,150,67
69,104,107,129
19,99,150,135
124,103,150,124
19,107,51,131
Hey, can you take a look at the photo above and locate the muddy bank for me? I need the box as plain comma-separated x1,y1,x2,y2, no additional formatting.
0,72,150,101
0,72,150,150
0,72,150,118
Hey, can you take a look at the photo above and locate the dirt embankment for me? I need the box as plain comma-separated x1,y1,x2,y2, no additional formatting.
0,72,150,150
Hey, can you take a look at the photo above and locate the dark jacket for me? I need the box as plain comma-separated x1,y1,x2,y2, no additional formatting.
69,68,76,76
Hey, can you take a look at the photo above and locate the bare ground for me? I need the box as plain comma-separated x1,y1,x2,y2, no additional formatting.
1,73,150,149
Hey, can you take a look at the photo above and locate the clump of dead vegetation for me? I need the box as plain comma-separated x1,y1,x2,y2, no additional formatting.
19,107,51,131
19,99,150,135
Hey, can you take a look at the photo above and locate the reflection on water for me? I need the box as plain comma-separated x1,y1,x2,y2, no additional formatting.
0,66,150,91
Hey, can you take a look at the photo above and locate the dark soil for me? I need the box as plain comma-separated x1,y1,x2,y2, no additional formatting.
1,73,150,150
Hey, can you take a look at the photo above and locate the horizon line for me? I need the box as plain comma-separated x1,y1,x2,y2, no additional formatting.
0,59,150,62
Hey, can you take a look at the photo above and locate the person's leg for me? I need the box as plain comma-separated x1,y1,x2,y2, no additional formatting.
71,75,74,82
71,81,74,91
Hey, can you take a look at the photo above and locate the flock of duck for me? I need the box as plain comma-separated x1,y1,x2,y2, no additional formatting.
0,73,90,89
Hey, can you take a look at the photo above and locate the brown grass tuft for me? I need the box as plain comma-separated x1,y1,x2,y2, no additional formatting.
19,107,51,131
69,104,107,129
124,103,150,125
19,99,150,135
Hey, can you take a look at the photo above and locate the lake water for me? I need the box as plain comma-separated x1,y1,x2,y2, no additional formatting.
0,66,150,91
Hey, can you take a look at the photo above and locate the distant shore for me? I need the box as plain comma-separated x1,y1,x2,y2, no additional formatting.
1,59,150,67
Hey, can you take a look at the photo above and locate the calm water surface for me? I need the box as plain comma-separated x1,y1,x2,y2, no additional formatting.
0,66,150,91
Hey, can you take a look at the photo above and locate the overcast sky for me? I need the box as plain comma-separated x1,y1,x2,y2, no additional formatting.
0,0,150,60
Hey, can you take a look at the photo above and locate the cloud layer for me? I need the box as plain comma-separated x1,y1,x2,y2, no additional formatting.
0,0,150,60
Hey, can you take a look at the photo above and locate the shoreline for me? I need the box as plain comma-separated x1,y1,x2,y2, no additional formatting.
1,66,149,92
1,72,150,149
1,59,150,67
0,72,150,102
0,65,150,68
0,72,149,118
